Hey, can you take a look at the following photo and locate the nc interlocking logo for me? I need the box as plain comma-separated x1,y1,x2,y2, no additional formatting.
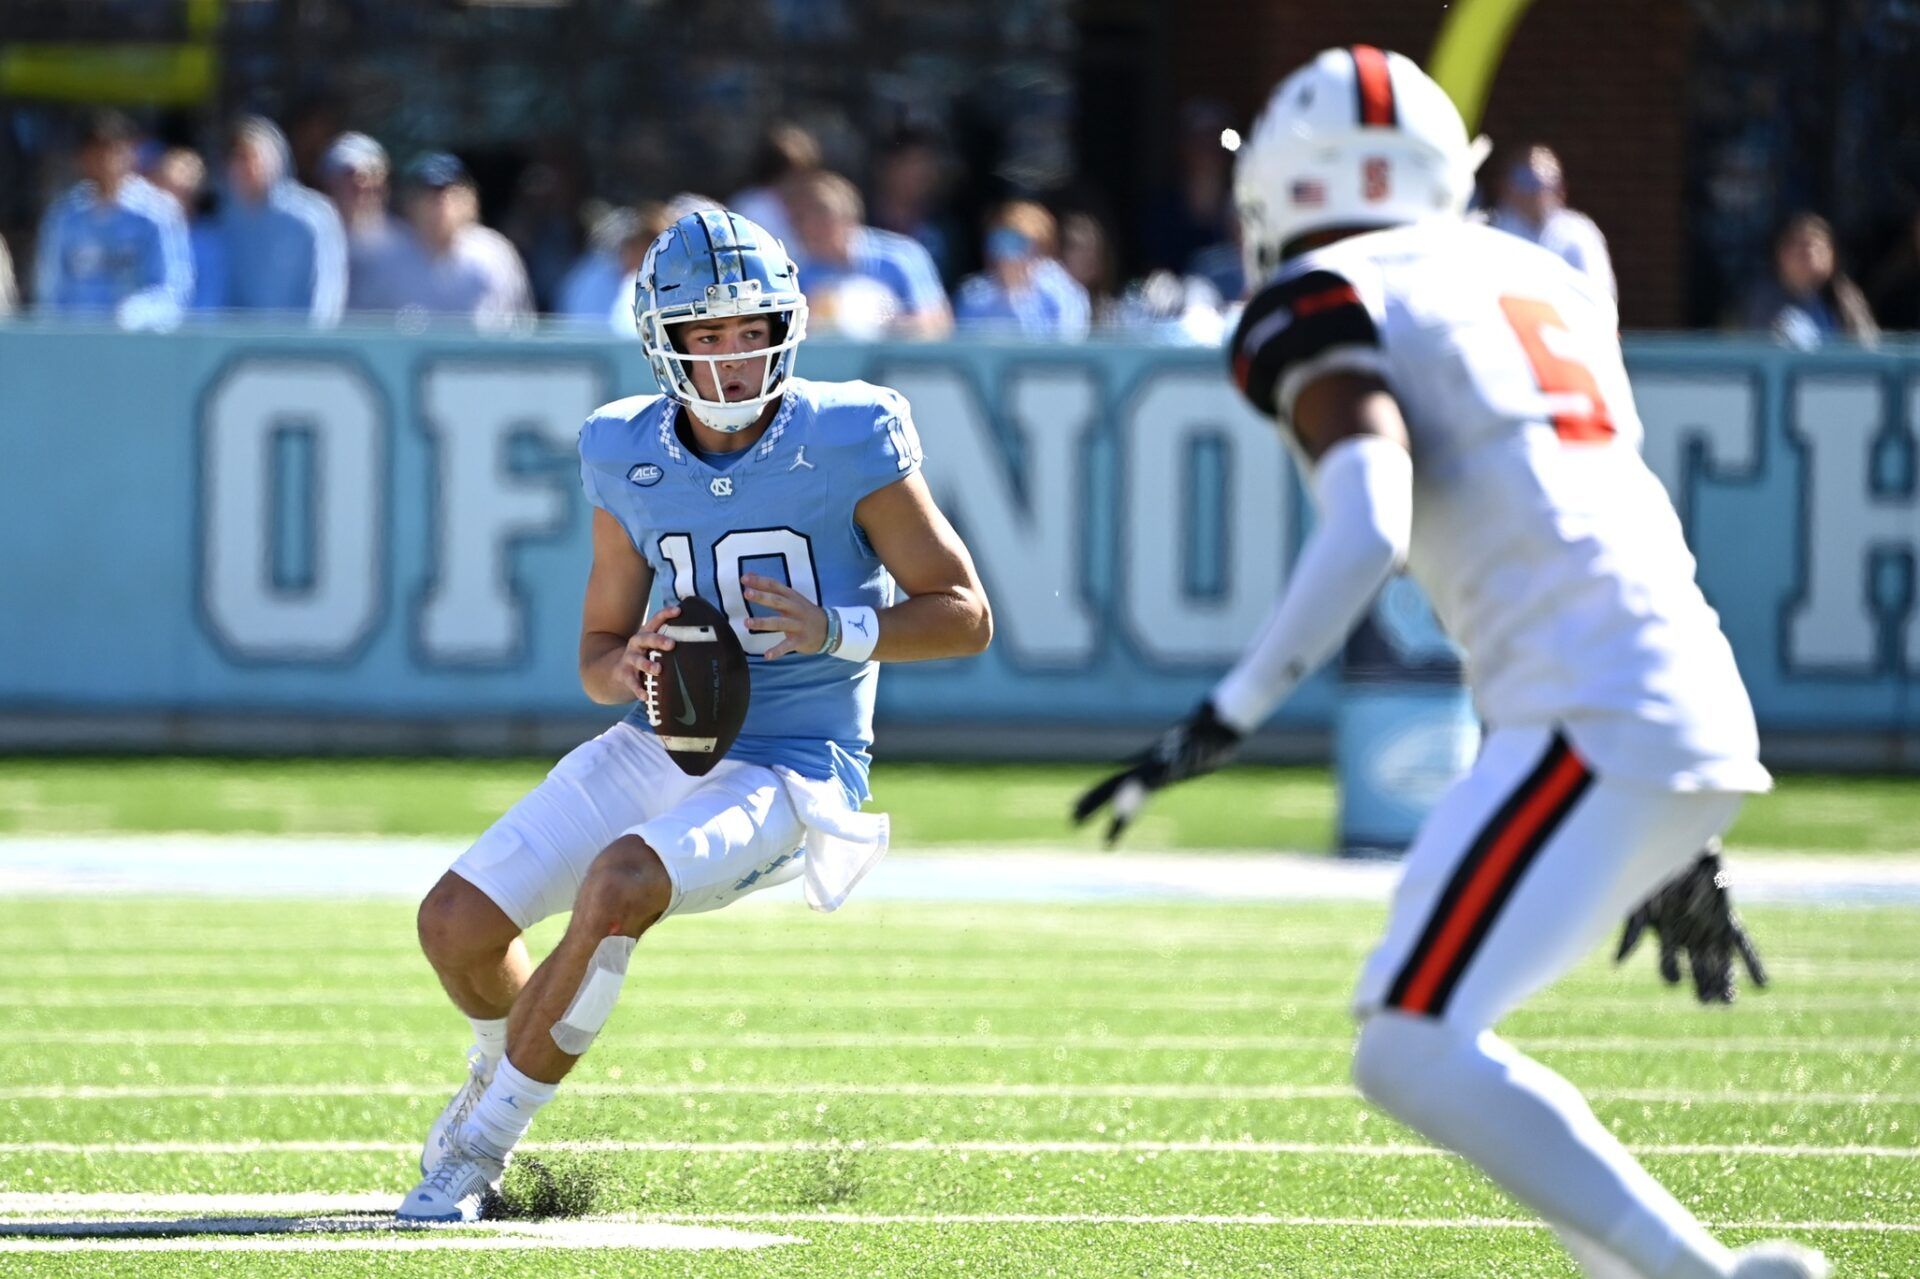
710,477,733,498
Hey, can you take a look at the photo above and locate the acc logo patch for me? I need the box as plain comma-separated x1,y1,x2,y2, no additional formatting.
628,463,663,487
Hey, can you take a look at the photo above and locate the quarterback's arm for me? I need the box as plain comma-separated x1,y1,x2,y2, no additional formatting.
1209,373,1413,731
853,470,991,660
578,507,671,705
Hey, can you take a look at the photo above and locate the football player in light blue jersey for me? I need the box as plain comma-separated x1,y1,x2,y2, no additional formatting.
397,210,991,1222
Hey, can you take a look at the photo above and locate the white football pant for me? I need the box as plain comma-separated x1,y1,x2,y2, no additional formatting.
1353,725,1746,1279
450,722,806,931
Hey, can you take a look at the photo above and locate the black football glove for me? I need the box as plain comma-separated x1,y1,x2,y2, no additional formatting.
1616,842,1767,1004
1071,701,1243,846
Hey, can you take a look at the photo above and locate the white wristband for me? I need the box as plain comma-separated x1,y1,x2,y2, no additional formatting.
827,606,879,662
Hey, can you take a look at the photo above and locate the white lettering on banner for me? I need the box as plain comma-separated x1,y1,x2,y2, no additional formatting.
1786,376,1920,673
201,359,383,660
1634,372,1760,526
416,361,606,665
1121,369,1291,665
880,363,1097,666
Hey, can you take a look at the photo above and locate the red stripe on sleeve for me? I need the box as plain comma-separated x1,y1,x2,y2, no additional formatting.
1292,284,1361,318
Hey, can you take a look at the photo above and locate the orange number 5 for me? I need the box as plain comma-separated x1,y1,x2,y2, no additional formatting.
1498,295,1615,443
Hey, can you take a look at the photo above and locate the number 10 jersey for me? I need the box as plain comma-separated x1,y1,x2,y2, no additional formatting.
579,376,923,804
1229,220,1769,793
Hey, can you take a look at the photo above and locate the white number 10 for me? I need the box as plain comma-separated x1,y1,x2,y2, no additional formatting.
657,529,819,656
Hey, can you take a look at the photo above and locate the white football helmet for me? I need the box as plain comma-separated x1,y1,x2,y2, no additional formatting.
1234,45,1491,285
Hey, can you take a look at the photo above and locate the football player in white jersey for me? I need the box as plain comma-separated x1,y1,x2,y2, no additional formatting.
1076,47,1824,1279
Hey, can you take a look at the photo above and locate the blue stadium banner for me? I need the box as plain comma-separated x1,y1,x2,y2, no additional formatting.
2,325,1919,766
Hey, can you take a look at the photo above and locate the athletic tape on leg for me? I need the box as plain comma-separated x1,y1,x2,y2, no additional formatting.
551,934,636,1055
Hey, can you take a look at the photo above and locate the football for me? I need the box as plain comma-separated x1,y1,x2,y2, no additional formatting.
643,594,751,776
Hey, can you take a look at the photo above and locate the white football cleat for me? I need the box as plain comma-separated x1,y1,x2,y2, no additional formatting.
421,1047,495,1176
394,1143,506,1224
1730,1241,1831,1279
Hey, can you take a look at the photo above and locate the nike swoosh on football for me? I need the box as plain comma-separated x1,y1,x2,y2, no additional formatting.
672,664,699,726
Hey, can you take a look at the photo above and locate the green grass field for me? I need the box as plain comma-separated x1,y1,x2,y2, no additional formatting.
2,759,1917,1275
3,756,1919,852
1,897,1916,1276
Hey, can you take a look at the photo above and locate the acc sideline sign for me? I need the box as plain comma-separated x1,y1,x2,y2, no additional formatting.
0,326,1917,761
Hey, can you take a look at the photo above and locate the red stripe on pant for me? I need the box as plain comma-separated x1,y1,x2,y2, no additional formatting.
1387,738,1593,1016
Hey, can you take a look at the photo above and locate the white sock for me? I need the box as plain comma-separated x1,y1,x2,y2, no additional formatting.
469,1016,508,1067
458,1055,558,1163
1354,1014,1735,1279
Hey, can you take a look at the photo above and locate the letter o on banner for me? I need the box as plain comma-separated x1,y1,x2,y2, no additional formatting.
200,358,384,661
1120,369,1291,665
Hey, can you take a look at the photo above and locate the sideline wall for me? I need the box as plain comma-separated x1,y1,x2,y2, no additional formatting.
2,327,1915,767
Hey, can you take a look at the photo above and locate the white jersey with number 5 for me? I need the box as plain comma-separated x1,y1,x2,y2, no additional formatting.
1229,219,1768,792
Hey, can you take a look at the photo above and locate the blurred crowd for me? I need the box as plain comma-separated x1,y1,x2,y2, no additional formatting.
0,107,1234,344
0,107,1911,350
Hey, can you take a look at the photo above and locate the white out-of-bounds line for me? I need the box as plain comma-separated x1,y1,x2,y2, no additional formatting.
2,1080,1915,1106
15,956,1920,983
3,1138,1913,1160
1,1199,1911,1238
0,1218,796,1254
8,989,1918,1015
4,1029,1907,1055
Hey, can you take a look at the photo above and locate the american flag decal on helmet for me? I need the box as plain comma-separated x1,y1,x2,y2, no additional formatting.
1291,178,1327,206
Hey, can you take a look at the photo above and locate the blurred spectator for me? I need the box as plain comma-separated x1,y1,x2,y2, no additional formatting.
283,93,346,192
1185,215,1244,303
607,196,715,335
1141,98,1236,276
353,152,533,330
0,232,16,316
1866,207,1920,331
728,122,820,255
870,127,959,284
217,116,346,326
1489,145,1616,301
557,201,673,334
786,169,951,340
1743,212,1878,348
558,205,639,329
605,204,677,335
503,156,586,312
953,200,1089,340
146,146,228,312
1112,270,1230,346
1059,210,1122,329
320,132,409,314
34,109,192,328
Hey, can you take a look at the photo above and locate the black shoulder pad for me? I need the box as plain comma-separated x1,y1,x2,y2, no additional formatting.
1228,269,1379,416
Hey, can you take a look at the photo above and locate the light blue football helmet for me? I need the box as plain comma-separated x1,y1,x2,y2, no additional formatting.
633,210,808,431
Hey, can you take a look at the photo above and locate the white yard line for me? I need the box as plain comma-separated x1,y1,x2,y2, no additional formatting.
0,1138,1912,1159
6,836,1920,904
2,1029,1910,1055
1,1079,1913,1105
661,1210,1920,1234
